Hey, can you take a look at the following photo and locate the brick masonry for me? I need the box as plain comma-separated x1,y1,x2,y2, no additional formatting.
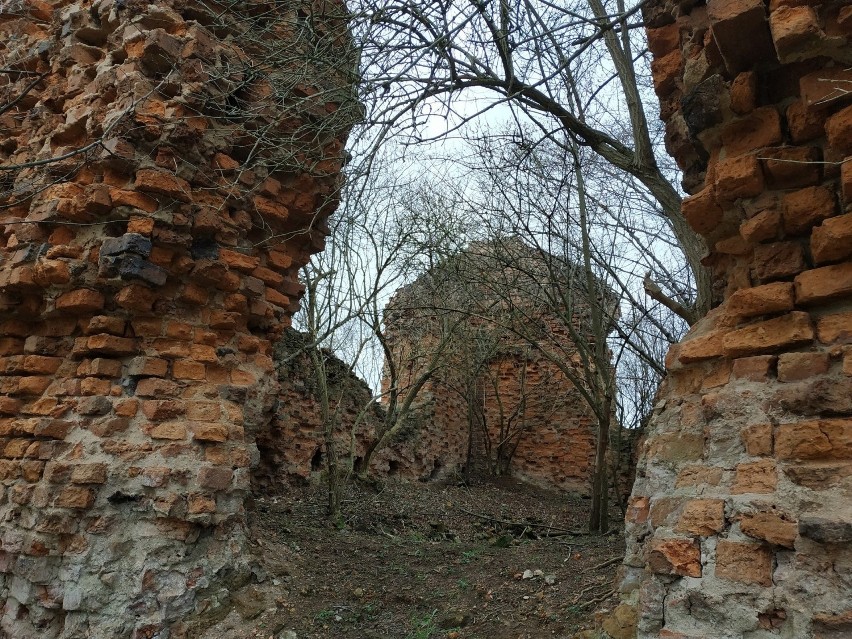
616,2,852,638
0,1,353,637
376,241,609,494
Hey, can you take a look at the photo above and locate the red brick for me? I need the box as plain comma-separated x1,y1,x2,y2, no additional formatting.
127,216,155,235
141,400,186,421
650,48,681,97
54,486,96,509
740,511,797,548
80,377,111,396
776,419,852,461
252,195,290,225
730,71,757,114
726,282,794,319
842,158,852,206
192,424,228,442
732,459,778,494
647,537,701,577
109,188,158,213
179,283,209,306
55,289,105,314
787,99,824,143
230,370,256,386
136,378,180,397
164,322,193,340
715,154,764,201
740,208,780,244
265,287,290,309
173,361,206,380
742,423,773,456
682,187,724,236
85,316,126,336
186,401,220,421
152,339,191,359
721,107,782,157
70,464,108,485
794,261,852,305
213,153,239,171
827,105,852,154
188,494,216,514
753,241,806,282
769,5,823,63
722,312,814,357
800,67,852,109
189,344,217,363
33,259,71,286
131,318,162,337
777,352,829,382
707,0,777,74
812,213,852,264
760,146,821,188
675,499,726,536
86,334,138,356
134,169,191,202
715,540,772,586
127,357,169,377
114,399,139,417
646,22,680,57
220,248,259,272
115,284,157,311
782,186,836,236
674,466,724,489
198,466,233,490
266,250,294,270
144,422,187,440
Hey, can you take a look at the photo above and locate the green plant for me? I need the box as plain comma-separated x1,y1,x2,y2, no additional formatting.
405,610,438,639
314,608,337,623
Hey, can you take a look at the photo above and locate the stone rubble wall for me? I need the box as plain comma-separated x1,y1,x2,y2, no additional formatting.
0,1,353,637
615,1,852,638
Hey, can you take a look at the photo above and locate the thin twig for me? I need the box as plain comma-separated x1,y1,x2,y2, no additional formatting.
591,555,624,571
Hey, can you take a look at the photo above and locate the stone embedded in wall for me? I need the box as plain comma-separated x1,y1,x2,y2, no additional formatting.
0,1,355,638
621,1,852,638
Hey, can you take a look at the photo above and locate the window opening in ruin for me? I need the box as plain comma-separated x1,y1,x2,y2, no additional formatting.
310,448,324,472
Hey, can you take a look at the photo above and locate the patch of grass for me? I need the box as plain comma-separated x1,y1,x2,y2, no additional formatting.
460,548,481,564
405,610,438,639
314,608,337,623
456,578,469,591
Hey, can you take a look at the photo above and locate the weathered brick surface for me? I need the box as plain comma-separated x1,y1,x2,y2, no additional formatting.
620,2,852,638
0,2,353,637
365,241,609,494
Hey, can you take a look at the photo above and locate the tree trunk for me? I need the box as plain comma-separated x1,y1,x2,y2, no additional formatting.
589,414,610,534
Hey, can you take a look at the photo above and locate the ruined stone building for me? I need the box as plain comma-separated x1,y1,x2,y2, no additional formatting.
0,1,356,637
376,238,619,494
611,1,852,638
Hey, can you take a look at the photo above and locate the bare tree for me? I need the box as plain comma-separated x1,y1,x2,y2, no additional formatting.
350,0,711,320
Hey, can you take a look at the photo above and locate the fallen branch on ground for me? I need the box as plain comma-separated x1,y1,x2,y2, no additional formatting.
456,507,585,536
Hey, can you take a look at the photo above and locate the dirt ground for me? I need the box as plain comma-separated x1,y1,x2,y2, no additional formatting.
202,478,624,639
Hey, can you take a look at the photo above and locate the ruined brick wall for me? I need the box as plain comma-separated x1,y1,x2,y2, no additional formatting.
0,1,354,637
378,240,606,491
479,349,597,493
617,1,852,637
257,328,385,488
